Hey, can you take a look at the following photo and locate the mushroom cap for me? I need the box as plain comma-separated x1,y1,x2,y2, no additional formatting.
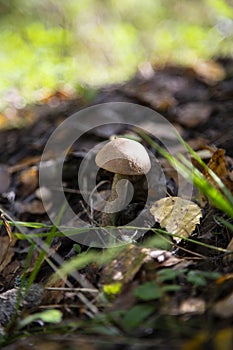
95,138,151,175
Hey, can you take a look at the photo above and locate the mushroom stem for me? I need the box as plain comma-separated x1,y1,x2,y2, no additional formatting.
101,173,130,226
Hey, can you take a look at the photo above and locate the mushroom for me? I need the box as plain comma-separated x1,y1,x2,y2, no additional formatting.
95,137,151,226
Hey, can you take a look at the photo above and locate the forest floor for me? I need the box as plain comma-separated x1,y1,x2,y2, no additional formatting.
0,58,233,349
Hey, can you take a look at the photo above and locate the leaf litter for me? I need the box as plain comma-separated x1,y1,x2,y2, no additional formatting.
0,60,233,349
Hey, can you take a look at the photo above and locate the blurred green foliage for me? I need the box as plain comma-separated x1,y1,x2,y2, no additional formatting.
0,0,233,110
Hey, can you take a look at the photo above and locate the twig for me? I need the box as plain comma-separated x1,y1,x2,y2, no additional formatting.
45,287,99,293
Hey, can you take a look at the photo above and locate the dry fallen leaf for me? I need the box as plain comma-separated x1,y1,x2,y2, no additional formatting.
14,200,46,215
100,245,149,285
43,273,67,305
193,60,225,84
213,291,233,318
179,298,206,315
1,212,13,242
175,102,213,128
204,149,227,179
203,149,233,193
150,197,202,242
100,245,188,287
9,156,42,173
123,84,177,111
0,236,16,273
18,166,38,197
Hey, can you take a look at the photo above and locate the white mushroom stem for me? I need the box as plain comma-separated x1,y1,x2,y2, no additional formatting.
102,174,129,226
101,174,140,226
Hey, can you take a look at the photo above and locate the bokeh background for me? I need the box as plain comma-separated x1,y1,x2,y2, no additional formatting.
1,0,233,112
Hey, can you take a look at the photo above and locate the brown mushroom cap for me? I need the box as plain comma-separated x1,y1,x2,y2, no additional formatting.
95,138,151,175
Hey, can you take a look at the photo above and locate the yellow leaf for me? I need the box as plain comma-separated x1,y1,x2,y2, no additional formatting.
103,282,122,295
150,197,202,242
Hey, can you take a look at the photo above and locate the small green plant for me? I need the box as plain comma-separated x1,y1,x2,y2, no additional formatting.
120,304,155,332
186,270,221,287
19,309,62,329
134,281,164,301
